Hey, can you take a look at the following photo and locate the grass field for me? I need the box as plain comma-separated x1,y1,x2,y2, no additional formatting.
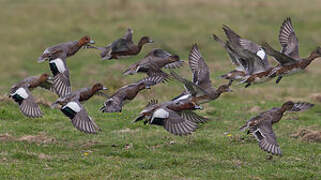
0,0,321,179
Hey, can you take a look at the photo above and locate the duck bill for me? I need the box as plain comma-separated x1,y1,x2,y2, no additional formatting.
148,39,154,43
102,87,108,90
194,105,203,110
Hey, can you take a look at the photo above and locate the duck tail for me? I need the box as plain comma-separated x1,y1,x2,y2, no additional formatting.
212,34,226,48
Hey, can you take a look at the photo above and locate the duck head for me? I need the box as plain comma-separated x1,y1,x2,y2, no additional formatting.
39,73,50,82
308,46,321,61
78,35,95,46
217,84,233,94
91,83,108,93
100,98,122,113
138,36,154,46
281,101,295,112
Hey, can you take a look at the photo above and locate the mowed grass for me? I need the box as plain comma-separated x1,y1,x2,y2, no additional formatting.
0,0,321,179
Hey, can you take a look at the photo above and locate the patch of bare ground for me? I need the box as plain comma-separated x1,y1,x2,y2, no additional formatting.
0,132,56,144
310,93,321,102
291,128,321,142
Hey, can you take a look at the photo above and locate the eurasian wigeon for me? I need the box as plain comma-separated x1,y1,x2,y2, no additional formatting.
9,73,53,118
171,44,232,104
100,75,163,113
51,83,108,134
38,36,94,62
240,101,314,156
88,28,153,60
262,18,321,83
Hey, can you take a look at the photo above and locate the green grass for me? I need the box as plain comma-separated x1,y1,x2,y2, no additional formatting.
0,0,321,179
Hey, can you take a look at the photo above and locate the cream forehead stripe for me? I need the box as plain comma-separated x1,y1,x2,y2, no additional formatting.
12,88,29,99
50,58,66,73
63,102,81,112
256,49,266,60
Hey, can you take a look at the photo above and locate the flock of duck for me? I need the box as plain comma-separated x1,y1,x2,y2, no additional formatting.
9,18,319,156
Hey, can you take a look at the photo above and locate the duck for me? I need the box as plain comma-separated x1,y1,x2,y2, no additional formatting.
262,17,321,84
133,98,207,136
100,75,163,113
212,34,247,84
240,101,314,156
88,28,153,60
9,73,53,118
38,36,94,63
217,25,273,88
51,83,108,134
171,44,232,104
122,48,184,79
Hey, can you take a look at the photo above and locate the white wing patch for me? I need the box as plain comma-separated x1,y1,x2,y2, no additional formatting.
12,88,29,99
256,49,266,60
44,48,50,54
175,94,191,101
152,108,169,120
63,101,81,112
50,58,66,73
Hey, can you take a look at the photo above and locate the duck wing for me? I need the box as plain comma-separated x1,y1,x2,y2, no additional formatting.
256,120,282,156
154,108,198,136
170,71,210,98
49,57,72,97
10,86,43,118
179,110,209,123
189,44,212,90
213,34,246,72
61,100,100,134
262,42,297,65
279,17,299,60
111,38,131,53
289,102,314,112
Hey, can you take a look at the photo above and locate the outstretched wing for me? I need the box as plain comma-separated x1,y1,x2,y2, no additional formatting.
289,102,314,112
111,39,131,53
179,110,209,123
162,108,198,136
255,120,282,156
49,57,72,97
10,87,43,118
262,42,297,65
61,100,100,134
189,44,212,89
279,17,299,59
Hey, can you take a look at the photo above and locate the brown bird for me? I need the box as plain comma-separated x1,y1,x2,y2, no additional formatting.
51,83,108,134
88,28,153,60
100,76,163,113
171,44,232,104
133,98,206,136
123,48,184,80
262,17,321,84
9,73,53,118
38,36,94,62
240,101,314,156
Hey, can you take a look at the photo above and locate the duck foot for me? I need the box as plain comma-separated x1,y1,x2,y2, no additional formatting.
245,83,251,88
276,76,283,84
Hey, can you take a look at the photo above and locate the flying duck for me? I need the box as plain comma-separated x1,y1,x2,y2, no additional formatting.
218,25,273,88
171,44,232,104
88,28,153,60
9,73,53,118
133,98,207,136
122,48,184,80
100,75,163,113
240,101,314,156
51,83,108,134
262,17,321,83
38,36,94,62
